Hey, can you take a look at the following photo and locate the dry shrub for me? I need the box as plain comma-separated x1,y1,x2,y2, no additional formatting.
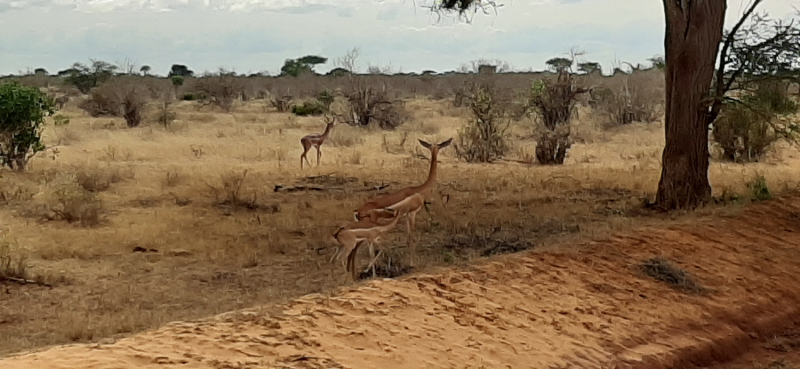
80,77,148,127
347,150,363,165
593,78,662,126
713,81,799,162
0,241,28,282
194,70,244,112
208,170,261,211
327,125,365,147
408,120,440,135
382,131,410,154
527,72,588,165
54,126,80,146
49,181,103,226
638,257,703,294
341,81,409,130
0,180,35,203
454,83,511,163
270,95,295,112
75,166,131,192
452,84,471,107
156,104,178,128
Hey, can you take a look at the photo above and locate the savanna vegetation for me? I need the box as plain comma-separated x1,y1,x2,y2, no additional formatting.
0,0,798,357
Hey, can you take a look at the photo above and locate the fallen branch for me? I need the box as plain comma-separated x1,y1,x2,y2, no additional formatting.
2,276,51,287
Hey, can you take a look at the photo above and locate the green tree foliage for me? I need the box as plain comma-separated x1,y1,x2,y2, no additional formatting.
168,64,194,78
281,55,328,77
171,76,185,87
34,68,48,76
0,81,54,171
647,55,665,70
63,60,117,94
297,55,328,65
577,62,601,74
140,65,151,76
545,57,573,72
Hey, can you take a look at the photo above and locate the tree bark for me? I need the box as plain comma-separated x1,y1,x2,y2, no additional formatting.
655,0,726,210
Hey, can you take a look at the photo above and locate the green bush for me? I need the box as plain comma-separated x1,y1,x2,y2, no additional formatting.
0,81,54,171
292,100,326,116
182,92,207,101
318,90,335,110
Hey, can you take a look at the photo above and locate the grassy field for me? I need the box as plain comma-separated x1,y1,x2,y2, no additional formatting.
1,90,799,356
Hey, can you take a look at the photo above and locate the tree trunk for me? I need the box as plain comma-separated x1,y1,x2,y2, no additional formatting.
655,0,726,210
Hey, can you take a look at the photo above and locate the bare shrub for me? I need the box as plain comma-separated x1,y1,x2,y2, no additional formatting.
454,83,511,163
0,241,28,282
712,81,799,162
453,84,471,107
341,80,408,130
208,170,258,210
270,95,295,112
327,125,365,147
194,70,244,112
155,96,177,128
381,131,410,154
526,72,589,165
80,77,148,127
594,77,662,126
79,88,119,117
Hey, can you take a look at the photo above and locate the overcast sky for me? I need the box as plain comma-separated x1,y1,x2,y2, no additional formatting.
0,0,797,76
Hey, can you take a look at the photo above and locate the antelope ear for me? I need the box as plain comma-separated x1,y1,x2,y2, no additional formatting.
438,138,453,148
418,139,432,149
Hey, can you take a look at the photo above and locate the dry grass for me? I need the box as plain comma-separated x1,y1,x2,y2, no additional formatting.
1,90,800,357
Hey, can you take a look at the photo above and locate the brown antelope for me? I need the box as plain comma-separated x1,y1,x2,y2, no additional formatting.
353,138,452,264
332,208,401,282
300,115,336,169
360,193,426,267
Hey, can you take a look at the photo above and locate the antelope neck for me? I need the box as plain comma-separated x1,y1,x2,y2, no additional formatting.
410,148,439,193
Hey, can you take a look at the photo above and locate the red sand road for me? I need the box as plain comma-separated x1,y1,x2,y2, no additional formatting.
3,198,800,368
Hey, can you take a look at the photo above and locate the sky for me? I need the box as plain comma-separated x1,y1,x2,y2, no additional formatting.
0,0,797,76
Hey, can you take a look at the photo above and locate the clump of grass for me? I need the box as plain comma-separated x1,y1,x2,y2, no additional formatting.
49,181,104,227
638,257,703,294
381,131,409,154
328,125,365,147
186,112,215,123
101,145,133,161
748,174,771,202
75,166,132,192
162,168,184,188
0,241,29,282
407,120,440,135
348,151,363,165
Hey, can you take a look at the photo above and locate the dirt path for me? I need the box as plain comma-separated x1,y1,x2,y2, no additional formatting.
3,198,800,368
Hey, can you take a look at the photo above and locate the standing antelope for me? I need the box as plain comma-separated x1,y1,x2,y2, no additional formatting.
300,115,336,169
353,138,452,265
332,208,402,282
